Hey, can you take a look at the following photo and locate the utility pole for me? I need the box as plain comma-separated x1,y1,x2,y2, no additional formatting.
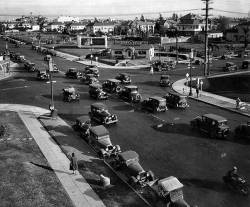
202,0,212,76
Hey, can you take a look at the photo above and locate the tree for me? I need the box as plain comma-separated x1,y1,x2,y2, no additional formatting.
172,13,178,21
217,16,231,33
140,14,145,22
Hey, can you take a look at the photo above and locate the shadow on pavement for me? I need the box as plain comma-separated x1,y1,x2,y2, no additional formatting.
181,177,226,193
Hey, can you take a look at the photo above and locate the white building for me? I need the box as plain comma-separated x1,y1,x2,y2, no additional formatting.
46,22,65,31
92,22,116,34
69,22,88,31
56,16,79,23
31,25,40,31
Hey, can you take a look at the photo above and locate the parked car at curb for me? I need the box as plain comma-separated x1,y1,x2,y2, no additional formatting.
118,85,141,103
164,92,189,109
234,122,250,140
190,113,230,138
159,75,171,87
74,116,91,138
81,73,99,85
65,68,82,79
89,84,108,100
223,62,238,72
110,150,155,187
241,60,250,69
89,103,118,125
36,70,49,81
102,79,121,93
147,176,190,207
87,125,121,158
62,87,80,102
141,96,167,112
115,73,132,84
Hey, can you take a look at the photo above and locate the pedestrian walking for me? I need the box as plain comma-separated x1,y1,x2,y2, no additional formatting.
150,66,154,75
196,84,199,98
236,97,241,109
70,152,78,174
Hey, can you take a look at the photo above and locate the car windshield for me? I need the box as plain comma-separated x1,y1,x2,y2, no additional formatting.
159,99,166,106
179,96,187,102
130,88,138,92
218,121,227,126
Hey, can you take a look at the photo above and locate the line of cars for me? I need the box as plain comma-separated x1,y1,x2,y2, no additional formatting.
73,110,190,207
223,60,250,72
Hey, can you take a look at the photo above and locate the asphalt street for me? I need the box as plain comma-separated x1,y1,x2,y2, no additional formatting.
1,39,250,207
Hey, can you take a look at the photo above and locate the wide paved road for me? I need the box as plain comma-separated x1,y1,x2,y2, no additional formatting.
1,39,250,207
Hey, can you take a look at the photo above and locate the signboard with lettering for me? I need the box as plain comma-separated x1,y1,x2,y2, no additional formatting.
114,40,148,46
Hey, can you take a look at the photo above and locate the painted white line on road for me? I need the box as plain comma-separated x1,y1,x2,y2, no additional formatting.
0,85,29,91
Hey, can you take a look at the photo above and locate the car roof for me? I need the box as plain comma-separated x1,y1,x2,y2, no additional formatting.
243,59,250,62
90,125,109,136
107,78,121,83
89,83,102,88
150,96,166,101
226,62,234,65
76,115,90,123
125,85,138,89
158,176,184,192
91,102,107,109
69,68,77,70
85,73,95,77
119,150,139,161
203,114,227,122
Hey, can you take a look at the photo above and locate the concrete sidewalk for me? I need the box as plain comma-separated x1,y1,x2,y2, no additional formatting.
172,78,250,117
0,104,105,207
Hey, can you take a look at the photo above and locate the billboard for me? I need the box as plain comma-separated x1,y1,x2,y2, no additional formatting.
77,36,107,48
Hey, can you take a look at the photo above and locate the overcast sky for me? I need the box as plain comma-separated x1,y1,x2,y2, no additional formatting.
0,0,249,17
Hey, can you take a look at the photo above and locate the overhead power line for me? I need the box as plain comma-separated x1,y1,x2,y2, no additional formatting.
213,9,249,15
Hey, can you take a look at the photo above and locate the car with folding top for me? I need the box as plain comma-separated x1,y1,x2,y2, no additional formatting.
115,73,132,84
118,85,141,103
110,150,155,187
141,96,167,112
84,66,99,77
89,83,108,100
147,176,190,207
74,115,91,138
62,87,80,102
86,125,121,158
65,68,82,79
102,79,121,93
190,113,230,138
81,73,99,85
89,103,118,125
164,92,189,109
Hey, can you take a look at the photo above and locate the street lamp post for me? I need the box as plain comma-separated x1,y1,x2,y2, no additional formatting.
189,49,194,96
175,27,178,63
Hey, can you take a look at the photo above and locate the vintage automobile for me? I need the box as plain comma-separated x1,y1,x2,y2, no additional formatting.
87,125,121,158
36,70,49,81
89,83,108,100
152,60,176,72
141,96,167,112
111,150,155,187
84,66,99,77
190,113,230,138
89,103,118,125
115,73,132,84
65,68,82,79
118,85,142,103
74,115,91,138
234,122,250,140
81,73,99,85
24,61,37,72
44,54,52,61
147,176,190,207
164,92,189,109
223,62,238,72
102,79,121,93
241,60,250,69
159,75,171,87
51,64,59,73
62,87,80,102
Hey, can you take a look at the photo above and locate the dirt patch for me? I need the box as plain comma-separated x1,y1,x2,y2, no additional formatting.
0,111,74,207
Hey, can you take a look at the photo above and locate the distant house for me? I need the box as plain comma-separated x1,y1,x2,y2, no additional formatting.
132,20,155,34
46,22,65,31
7,22,17,29
177,13,212,35
87,22,116,34
197,30,223,42
163,20,177,29
56,16,79,23
22,22,32,28
31,24,40,31
69,22,88,31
